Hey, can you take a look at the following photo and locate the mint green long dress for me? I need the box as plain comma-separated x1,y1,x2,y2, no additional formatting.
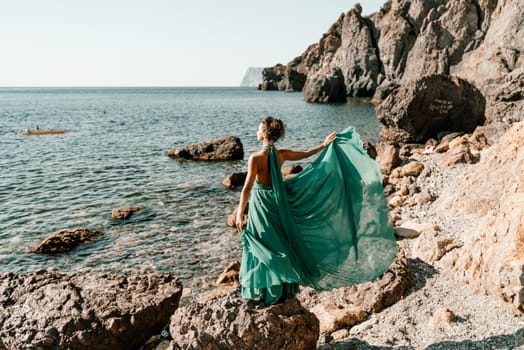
239,127,397,305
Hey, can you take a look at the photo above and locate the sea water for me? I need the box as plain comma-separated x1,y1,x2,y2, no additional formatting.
0,87,381,294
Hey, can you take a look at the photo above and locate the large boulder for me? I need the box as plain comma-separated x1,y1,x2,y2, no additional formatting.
435,121,524,314
169,286,319,350
31,227,102,254
168,136,243,161
0,271,182,349
376,74,486,143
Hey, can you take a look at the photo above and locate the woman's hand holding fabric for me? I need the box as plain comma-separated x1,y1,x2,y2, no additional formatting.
323,132,337,147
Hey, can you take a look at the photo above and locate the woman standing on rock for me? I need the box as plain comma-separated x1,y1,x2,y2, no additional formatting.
236,116,397,305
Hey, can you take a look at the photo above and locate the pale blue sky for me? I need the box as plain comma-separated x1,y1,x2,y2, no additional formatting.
0,1,384,87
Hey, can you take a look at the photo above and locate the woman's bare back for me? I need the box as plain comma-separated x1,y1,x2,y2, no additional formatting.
252,149,272,185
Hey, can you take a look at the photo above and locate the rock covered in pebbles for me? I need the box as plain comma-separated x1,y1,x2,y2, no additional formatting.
169,286,319,350
0,270,182,350
435,121,524,314
31,227,101,254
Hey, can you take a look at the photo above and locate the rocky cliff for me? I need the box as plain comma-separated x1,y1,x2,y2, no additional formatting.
260,0,523,122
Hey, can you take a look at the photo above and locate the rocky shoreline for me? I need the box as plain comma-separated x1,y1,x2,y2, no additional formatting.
4,122,522,349
2,0,523,348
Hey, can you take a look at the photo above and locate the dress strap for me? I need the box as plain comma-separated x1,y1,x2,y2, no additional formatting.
266,145,319,285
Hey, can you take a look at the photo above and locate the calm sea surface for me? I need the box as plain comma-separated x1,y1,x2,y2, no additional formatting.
0,87,380,295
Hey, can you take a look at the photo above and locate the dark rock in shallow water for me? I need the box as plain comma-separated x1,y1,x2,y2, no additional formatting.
0,270,182,350
222,172,247,189
376,74,486,143
168,136,243,161
31,227,101,254
169,286,319,350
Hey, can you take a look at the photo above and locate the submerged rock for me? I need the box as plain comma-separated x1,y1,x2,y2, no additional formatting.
31,227,101,254
0,271,182,350
169,286,319,350
111,207,142,219
168,136,243,161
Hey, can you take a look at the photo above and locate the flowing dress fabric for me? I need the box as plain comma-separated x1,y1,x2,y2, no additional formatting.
240,127,397,304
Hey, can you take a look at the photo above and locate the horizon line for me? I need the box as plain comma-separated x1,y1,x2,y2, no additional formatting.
0,85,259,89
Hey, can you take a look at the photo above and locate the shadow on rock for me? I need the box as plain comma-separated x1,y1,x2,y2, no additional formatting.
425,328,524,350
317,337,404,349
402,258,438,297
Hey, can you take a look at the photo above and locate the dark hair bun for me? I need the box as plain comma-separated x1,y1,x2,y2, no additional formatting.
262,116,285,142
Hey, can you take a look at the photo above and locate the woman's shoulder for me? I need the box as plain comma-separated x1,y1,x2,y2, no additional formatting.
248,149,269,163
276,148,292,157
275,147,290,153
250,149,267,158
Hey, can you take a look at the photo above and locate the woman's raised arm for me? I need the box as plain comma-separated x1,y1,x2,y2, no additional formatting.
280,131,336,162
